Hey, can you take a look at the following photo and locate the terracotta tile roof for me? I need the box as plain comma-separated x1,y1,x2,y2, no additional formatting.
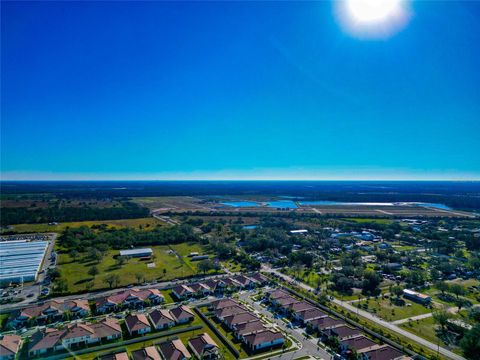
266,289,290,300
0,334,22,357
125,314,151,332
224,312,258,327
307,316,344,330
234,320,266,336
297,307,328,321
215,305,247,318
149,309,175,326
358,344,404,360
287,301,314,312
159,339,192,360
132,346,162,360
243,329,284,346
323,325,361,340
188,333,218,357
342,335,377,351
210,299,239,310
170,305,194,322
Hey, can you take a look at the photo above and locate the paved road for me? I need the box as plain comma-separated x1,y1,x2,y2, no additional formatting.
262,265,466,360
238,291,332,360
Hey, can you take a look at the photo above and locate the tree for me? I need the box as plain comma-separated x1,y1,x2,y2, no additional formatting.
54,278,68,293
432,308,451,333
435,281,450,296
88,266,99,279
391,285,403,300
450,284,466,299
135,273,144,284
88,247,103,263
460,324,480,360
198,259,218,275
104,274,120,289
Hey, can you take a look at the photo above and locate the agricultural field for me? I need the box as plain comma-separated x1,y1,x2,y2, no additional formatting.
56,243,209,294
2,217,164,234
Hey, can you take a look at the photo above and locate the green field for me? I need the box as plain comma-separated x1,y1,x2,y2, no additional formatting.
356,297,431,321
343,218,396,224
3,217,164,234
56,243,205,294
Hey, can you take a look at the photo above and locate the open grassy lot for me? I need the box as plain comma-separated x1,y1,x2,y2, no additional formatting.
3,217,164,234
356,297,432,322
56,243,204,294
343,218,396,225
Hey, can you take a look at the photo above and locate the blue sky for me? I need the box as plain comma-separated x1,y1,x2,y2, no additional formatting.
1,1,479,180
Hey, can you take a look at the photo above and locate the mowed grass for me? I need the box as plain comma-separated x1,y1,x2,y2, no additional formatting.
343,218,396,224
57,244,203,293
4,217,164,234
170,242,212,273
356,297,431,321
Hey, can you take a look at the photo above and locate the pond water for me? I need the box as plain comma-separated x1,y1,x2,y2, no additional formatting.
221,201,260,207
298,201,451,210
266,200,298,209
243,225,258,230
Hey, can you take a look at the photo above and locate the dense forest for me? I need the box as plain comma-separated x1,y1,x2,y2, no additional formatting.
0,200,149,226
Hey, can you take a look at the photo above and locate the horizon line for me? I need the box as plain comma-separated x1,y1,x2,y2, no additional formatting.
2,178,480,182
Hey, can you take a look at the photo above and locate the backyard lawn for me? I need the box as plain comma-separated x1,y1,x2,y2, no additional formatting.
56,244,204,294
356,297,432,321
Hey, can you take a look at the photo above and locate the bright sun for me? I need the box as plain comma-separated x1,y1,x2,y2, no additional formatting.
346,0,402,23
336,0,411,39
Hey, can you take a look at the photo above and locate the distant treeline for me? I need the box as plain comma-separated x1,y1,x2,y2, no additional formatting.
0,201,149,226
59,224,198,252
1,180,479,210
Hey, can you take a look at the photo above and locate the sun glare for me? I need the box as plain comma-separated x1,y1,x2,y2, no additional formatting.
336,0,411,39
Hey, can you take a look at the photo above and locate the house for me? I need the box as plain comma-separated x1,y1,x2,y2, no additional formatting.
204,280,224,293
0,334,22,360
223,313,259,330
321,325,361,341
294,308,328,324
275,296,299,310
64,299,90,318
28,318,121,356
149,309,176,330
243,329,284,351
100,351,129,360
402,289,431,305
125,314,152,336
189,283,212,297
232,275,254,289
215,305,247,321
171,285,195,300
159,339,192,360
170,305,195,324
307,316,344,333
340,335,377,353
286,301,314,314
9,300,64,327
131,346,162,360
234,320,266,339
209,299,238,311
221,278,242,290
248,273,269,286
357,344,405,360
188,333,219,360
96,289,164,313
265,289,290,305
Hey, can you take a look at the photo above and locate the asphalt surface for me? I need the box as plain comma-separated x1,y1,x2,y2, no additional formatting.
262,265,466,360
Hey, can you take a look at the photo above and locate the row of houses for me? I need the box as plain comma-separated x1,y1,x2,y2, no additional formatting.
172,273,268,300
8,298,90,329
125,305,195,336
209,298,285,352
96,288,165,314
101,332,220,360
28,317,122,357
265,289,407,360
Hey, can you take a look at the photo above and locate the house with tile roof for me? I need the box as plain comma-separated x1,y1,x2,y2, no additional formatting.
149,309,176,330
243,329,284,351
170,305,195,324
159,339,191,360
188,333,219,360
125,314,151,336
0,334,22,360
132,345,162,360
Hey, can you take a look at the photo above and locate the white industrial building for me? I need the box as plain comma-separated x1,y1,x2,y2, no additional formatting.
119,248,153,257
0,240,49,284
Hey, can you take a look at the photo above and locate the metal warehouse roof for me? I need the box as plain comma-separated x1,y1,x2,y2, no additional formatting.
119,248,153,256
0,240,48,283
